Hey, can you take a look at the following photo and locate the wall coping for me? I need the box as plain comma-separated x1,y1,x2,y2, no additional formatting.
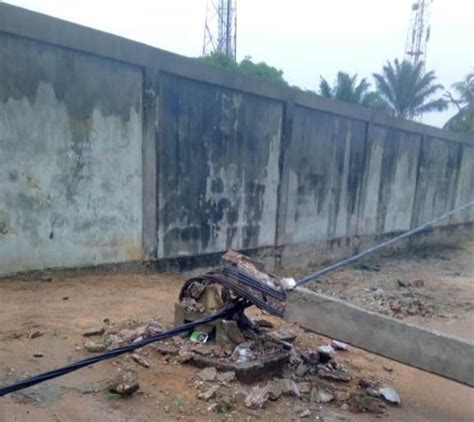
1,3,473,146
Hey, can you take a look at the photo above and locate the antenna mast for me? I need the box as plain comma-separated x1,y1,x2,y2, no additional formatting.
203,0,237,60
404,0,433,71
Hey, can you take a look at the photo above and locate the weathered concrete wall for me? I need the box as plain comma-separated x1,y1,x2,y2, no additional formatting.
358,125,421,235
157,73,282,258
278,108,366,245
0,32,143,275
0,4,473,275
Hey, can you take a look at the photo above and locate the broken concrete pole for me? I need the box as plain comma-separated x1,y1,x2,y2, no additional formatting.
285,287,474,387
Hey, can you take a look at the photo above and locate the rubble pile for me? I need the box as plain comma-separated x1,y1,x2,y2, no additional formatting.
80,251,400,417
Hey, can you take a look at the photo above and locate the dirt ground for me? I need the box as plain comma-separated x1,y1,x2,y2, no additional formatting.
1,241,473,422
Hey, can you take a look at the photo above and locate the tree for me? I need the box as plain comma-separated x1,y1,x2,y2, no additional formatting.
319,72,370,104
444,72,474,134
238,56,287,84
318,72,390,113
372,59,447,119
200,53,287,85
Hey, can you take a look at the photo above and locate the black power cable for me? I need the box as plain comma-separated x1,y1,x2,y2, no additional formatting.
0,301,248,397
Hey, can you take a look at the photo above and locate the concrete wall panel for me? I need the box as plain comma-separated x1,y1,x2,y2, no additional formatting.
358,126,421,235
411,137,462,228
157,73,282,258
280,107,367,244
451,145,474,224
0,34,143,275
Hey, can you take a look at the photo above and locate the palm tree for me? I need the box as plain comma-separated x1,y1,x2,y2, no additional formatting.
444,72,474,134
372,59,447,119
319,72,371,104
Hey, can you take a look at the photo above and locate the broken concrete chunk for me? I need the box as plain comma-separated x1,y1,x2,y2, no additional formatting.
83,326,105,337
197,367,217,382
198,385,220,401
296,363,309,377
310,387,334,403
358,378,378,389
265,381,283,401
318,345,335,362
109,370,140,396
272,327,296,343
244,386,269,409
331,340,348,351
298,408,311,418
155,343,179,356
378,386,401,404
84,341,106,353
132,353,150,368
317,366,351,382
221,320,246,344
350,393,386,414
279,379,300,397
217,371,236,383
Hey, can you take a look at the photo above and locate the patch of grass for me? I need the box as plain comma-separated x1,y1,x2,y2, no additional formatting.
354,260,381,272
106,392,122,401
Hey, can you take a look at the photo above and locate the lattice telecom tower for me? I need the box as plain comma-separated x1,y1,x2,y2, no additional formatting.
404,0,433,71
203,0,237,61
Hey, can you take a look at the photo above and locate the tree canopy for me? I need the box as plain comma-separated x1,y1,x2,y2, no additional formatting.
444,72,474,134
372,59,447,119
201,52,287,85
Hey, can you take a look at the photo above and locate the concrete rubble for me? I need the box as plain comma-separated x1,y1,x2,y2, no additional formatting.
80,251,401,416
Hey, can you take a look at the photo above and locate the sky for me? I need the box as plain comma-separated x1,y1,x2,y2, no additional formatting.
5,0,474,127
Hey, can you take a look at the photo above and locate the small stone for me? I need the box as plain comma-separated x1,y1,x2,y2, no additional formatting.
359,378,377,389
83,326,105,337
412,279,425,288
132,353,150,368
298,409,311,418
217,371,236,383
298,382,311,394
378,386,400,404
62,296,69,300
296,363,309,377
198,385,220,401
30,331,44,339
265,382,283,401
310,387,334,403
197,367,217,382
221,320,246,344
109,370,140,396
318,345,334,362
84,341,106,353
39,274,52,282
340,403,349,411
334,391,350,401
164,405,170,413
397,279,410,288
318,366,351,382
33,352,44,358
155,344,179,356
383,366,394,372
272,327,297,343
279,378,300,397
331,340,348,351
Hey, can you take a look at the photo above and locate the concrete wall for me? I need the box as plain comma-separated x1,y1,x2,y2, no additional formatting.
157,73,282,258
0,4,473,275
0,31,143,274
